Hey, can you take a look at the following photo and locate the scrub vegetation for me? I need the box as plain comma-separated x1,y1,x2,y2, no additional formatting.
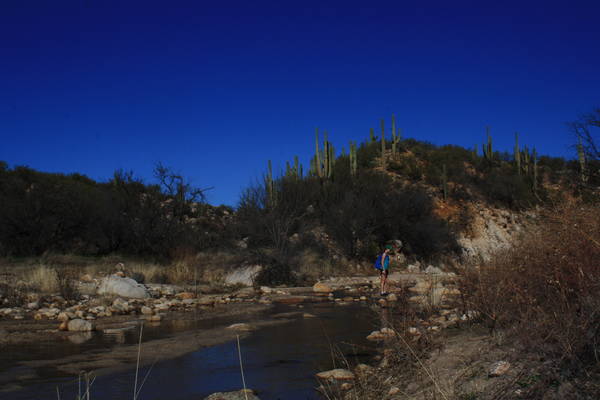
0,111,598,285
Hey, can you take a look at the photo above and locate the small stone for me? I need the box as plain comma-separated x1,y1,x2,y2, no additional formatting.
58,321,69,331
386,293,398,301
260,286,273,294
150,314,162,322
380,327,395,335
176,292,195,300
489,361,510,377
316,368,355,381
408,327,421,336
141,306,153,315
388,387,400,395
313,282,333,293
340,382,353,390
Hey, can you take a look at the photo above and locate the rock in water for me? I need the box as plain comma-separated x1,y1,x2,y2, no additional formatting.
204,389,260,400
97,275,150,299
67,319,95,332
226,323,254,331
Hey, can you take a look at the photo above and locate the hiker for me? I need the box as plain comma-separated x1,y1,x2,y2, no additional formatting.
376,245,392,296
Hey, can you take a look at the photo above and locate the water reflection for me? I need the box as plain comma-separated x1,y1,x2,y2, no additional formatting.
4,302,379,400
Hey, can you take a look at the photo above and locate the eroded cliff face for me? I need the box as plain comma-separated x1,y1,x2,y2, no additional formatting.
457,205,530,262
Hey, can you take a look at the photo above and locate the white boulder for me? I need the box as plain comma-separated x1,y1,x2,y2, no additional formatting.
98,275,150,299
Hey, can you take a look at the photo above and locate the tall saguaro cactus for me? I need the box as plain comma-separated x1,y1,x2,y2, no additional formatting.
391,114,397,156
514,132,521,175
266,160,275,206
349,141,358,176
482,126,493,162
523,146,530,176
315,128,322,178
380,119,386,169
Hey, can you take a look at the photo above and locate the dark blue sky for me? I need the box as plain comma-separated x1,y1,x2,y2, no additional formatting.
1,0,599,206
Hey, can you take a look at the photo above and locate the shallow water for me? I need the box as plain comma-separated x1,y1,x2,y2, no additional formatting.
2,302,384,400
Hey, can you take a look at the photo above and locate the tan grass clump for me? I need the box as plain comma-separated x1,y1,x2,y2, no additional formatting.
26,264,59,293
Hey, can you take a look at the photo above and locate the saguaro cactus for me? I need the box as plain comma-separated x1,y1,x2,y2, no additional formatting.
391,114,397,156
380,119,386,169
370,128,375,143
315,128,322,178
523,146,530,176
294,155,300,179
349,141,358,176
482,127,493,162
514,132,521,175
266,160,275,206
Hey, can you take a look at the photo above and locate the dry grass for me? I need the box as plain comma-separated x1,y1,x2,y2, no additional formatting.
460,201,600,398
26,265,59,293
0,250,252,294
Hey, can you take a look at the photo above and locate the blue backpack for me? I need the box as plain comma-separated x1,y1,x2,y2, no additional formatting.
373,255,383,270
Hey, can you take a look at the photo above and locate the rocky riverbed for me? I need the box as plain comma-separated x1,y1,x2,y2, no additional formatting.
1,267,473,399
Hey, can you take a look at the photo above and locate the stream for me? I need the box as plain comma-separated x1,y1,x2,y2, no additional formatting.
1,301,384,400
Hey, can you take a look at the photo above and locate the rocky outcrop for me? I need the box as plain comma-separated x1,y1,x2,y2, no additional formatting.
458,206,525,261
97,275,150,299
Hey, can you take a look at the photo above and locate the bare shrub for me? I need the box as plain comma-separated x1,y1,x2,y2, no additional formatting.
460,202,600,394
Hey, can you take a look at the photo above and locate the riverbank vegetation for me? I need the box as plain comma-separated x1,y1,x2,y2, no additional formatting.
1,111,598,286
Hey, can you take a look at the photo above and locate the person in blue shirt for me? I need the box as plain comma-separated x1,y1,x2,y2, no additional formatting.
378,245,392,296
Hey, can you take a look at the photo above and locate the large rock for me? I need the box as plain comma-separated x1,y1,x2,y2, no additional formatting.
97,275,150,299
204,389,260,400
67,319,95,332
224,265,262,287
